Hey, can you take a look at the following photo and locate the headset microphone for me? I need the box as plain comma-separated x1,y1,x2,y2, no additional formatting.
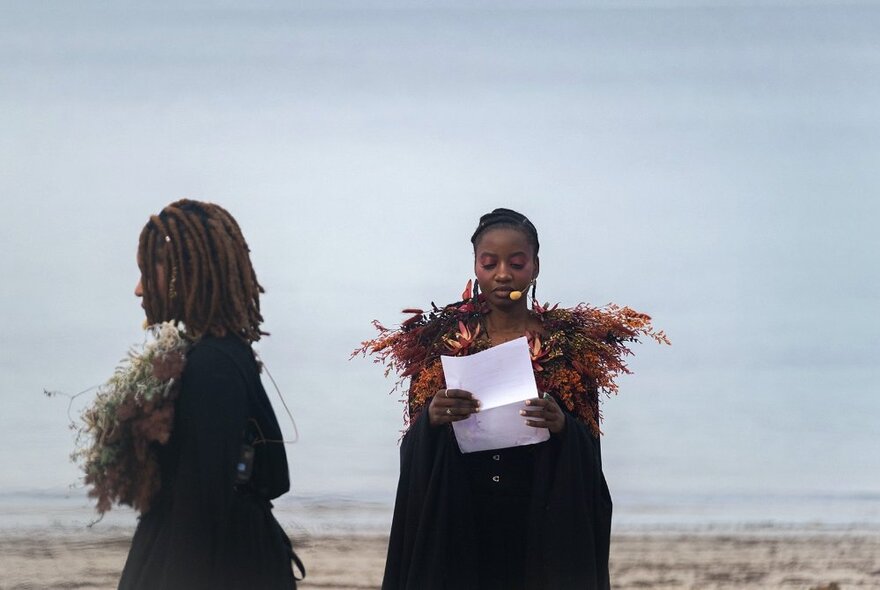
508,280,535,301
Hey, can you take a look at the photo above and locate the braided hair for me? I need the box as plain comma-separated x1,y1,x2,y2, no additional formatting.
470,207,540,256
137,199,266,343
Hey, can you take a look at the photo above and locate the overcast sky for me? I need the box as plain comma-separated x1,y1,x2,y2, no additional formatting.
1,1,878,509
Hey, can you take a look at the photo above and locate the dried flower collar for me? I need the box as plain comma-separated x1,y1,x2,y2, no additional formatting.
354,280,669,436
72,321,190,515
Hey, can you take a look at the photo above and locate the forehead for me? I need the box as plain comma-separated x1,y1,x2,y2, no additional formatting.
474,227,535,255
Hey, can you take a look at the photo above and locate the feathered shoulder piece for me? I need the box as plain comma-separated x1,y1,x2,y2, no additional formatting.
354,280,669,436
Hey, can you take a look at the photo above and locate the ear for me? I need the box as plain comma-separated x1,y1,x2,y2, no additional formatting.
533,255,540,281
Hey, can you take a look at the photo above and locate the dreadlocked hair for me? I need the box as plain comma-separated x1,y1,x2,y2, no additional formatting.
138,199,266,343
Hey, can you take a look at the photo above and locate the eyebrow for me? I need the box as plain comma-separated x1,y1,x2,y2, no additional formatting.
478,251,529,258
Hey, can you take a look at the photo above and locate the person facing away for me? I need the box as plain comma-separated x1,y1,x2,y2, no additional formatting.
375,208,613,590
119,199,302,590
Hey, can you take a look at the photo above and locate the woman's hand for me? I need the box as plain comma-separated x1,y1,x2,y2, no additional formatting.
521,394,566,434
428,388,480,426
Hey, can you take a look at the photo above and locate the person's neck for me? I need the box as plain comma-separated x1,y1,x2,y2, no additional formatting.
485,305,531,335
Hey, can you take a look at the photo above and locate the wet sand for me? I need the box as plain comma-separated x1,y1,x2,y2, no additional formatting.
0,529,878,589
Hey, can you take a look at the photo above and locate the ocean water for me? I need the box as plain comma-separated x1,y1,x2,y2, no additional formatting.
3,488,879,537
1,1,878,535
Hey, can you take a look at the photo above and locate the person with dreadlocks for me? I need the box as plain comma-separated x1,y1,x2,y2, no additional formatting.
119,199,302,589
359,208,666,589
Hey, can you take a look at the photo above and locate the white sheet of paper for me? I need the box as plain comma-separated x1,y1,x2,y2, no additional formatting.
441,337,550,453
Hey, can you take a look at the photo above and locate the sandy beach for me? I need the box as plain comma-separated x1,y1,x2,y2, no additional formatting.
1,529,878,589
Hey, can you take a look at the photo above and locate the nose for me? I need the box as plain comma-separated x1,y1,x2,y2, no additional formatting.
495,263,513,282
135,277,143,298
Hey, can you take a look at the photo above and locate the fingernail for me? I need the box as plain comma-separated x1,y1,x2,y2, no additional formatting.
525,400,531,406
519,410,526,416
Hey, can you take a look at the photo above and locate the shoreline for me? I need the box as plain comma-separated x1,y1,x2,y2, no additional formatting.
4,487,880,537
1,529,878,589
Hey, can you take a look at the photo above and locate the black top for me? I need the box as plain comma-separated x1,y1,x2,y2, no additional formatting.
382,412,611,590
118,336,298,590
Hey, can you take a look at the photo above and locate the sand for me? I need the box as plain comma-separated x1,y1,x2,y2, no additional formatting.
1,529,878,589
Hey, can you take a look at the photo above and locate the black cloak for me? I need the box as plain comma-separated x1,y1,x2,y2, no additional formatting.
382,410,611,590
118,336,300,590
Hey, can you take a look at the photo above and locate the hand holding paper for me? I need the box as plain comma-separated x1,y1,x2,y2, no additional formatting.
426,388,480,426
441,337,550,453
